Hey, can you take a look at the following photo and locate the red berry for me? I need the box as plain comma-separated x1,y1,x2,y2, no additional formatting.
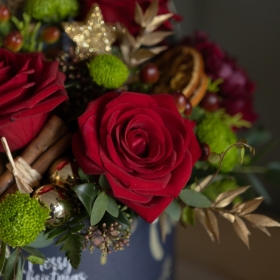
170,91,187,113
200,143,211,160
184,98,193,117
200,91,219,112
3,31,23,52
139,63,159,84
0,5,10,22
41,26,61,44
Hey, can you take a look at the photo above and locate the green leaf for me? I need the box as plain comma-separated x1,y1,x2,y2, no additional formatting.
73,183,97,215
102,211,131,229
106,194,119,218
78,168,97,183
21,247,46,260
16,256,23,280
181,206,195,226
62,234,83,269
3,249,18,280
90,192,108,225
69,212,88,226
0,241,6,272
55,234,69,246
70,224,85,234
239,146,245,164
46,226,68,240
179,189,212,208
27,255,45,265
99,175,111,190
165,200,181,222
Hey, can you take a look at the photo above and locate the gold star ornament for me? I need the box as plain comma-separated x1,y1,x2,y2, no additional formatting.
62,4,117,60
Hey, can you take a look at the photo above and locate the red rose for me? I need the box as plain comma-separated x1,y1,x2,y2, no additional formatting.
78,0,182,35
0,48,68,152
72,92,201,222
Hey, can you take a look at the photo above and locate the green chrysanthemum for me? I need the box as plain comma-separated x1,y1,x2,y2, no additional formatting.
88,54,129,89
197,115,239,172
0,192,49,248
25,0,79,22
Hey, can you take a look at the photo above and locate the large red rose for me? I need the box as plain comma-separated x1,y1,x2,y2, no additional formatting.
72,92,201,223
0,48,68,152
78,0,182,35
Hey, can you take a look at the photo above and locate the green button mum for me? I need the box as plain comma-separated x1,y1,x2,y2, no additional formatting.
25,0,79,22
196,115,239,172
0,192,49,248
88,54,129,89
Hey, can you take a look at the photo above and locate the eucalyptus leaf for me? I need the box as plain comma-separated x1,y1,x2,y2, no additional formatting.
73,183,97,215
3,249,18,280
165,200,181,222
90,192,108,225
0,241,6,272
99,175,111,190
179,189,212,208
21,247,46,260
106,194,119,218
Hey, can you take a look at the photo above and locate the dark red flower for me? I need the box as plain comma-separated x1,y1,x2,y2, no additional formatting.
0,48,68,152
72,91,201,223
78,0,182,35
184,31,258,123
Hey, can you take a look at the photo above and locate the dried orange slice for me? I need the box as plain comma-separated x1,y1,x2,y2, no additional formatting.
153,46,205,100
190,73,208,107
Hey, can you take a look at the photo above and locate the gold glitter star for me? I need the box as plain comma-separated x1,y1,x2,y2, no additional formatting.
62,4,117,60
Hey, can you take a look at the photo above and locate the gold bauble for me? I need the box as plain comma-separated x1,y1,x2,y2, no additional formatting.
33,184,73,228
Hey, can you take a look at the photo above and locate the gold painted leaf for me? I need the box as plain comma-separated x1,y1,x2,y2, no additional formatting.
148,45,168,54
253,224,271,237
243,214,280,227
144,0,159,26
194,175,215,192
140,31,173,46
131,48,155,65
213,186,250,208
145,13,174,33
194,208,215,242
206,210,220,243
239,197,264,215
233,216,251,248
134,3,144,27
222,212,236,223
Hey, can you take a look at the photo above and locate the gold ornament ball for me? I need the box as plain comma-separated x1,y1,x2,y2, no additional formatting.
33,184,73,228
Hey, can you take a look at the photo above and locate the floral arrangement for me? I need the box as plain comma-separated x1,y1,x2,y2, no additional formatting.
0,0,279,278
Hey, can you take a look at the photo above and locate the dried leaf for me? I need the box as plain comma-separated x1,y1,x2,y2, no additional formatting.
194,175,215,192
134,3,144,26
243,214,280,227
233,216,251,248
213,186,250,208
144,0,159,26
206,210,220,243
194,208,215,242
222,212,236,223
145,13,174,33
140,31,173,46
239,197,264,215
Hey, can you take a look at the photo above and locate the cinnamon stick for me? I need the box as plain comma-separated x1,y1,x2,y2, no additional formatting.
0,132,72,201
0,115,68,195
